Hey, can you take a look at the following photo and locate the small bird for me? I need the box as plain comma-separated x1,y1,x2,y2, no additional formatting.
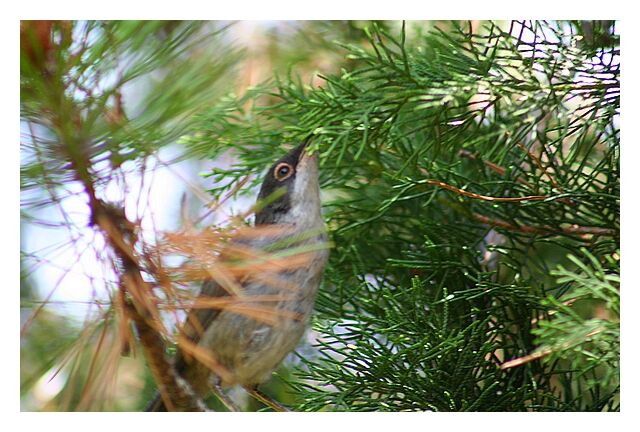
147,140,329,411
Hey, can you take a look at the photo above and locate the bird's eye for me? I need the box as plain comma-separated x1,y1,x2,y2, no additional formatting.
274,162,293,181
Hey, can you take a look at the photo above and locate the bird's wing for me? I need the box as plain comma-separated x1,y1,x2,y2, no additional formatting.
174,278,229,374
172,235,267,375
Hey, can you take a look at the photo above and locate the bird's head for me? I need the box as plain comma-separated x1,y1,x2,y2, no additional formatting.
255,140,322,229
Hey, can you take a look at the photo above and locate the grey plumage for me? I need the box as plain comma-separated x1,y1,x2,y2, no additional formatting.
147,141,328,411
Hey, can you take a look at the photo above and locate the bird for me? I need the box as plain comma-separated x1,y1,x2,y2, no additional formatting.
146,140,329,411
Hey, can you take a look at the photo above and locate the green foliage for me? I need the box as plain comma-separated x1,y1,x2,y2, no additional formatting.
188,21,619,411
532,249,620,410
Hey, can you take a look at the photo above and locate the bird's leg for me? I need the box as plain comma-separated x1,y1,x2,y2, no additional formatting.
245,386,290,412
209,376,241,412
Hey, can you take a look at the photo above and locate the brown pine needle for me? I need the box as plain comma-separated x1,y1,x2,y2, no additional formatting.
176,336,233,383
187,294,296,309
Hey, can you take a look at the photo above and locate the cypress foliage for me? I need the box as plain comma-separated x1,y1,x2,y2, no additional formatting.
188,21,619,411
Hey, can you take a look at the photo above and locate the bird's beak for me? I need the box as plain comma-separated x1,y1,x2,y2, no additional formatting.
289,140,310,165
295,140,317,173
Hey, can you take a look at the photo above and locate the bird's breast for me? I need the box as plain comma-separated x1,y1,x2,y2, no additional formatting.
199,230,329,387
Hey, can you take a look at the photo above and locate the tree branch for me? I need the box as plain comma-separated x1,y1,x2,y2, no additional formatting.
472,213,617,238
423,179,548,202
60,128,205,411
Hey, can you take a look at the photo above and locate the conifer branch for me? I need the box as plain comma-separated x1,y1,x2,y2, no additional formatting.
419,179,549,202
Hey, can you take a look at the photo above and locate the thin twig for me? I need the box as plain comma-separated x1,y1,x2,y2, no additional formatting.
423,179,548,202
501,327,603,370
60,125,205,410
516,142,562,192
472,213,617,238
459,149,532,187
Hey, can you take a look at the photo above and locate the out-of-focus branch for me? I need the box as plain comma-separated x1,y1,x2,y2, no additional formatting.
21,20,247,411
46,83,206,410
86,188,206,412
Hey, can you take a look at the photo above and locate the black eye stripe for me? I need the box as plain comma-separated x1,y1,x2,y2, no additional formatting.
274,162,293,181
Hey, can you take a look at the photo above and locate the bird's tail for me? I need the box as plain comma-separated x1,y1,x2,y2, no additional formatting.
145,392,167,412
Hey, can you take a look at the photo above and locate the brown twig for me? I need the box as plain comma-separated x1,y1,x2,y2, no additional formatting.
125,295,205,411
423,180,548,202
61,131,205,410
516,142,562,192
458,149,532,187
515,142,577,208
560,225,617,236
472,213,550,236
500,348,552,369
459,146,576,207
472,213,617,238
500,328,603,370
93,204,205,411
